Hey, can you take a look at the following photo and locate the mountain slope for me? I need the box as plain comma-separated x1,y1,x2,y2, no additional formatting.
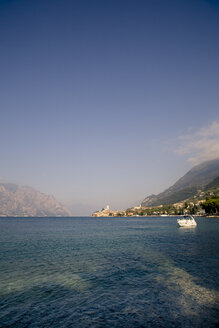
204,176,219,191
141,158,219,207
0,183,72,217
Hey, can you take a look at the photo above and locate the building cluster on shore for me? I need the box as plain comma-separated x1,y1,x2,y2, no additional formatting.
92,201,207,217
92,174,219,217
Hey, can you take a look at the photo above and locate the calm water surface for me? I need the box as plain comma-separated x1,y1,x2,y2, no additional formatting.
0,217,218,327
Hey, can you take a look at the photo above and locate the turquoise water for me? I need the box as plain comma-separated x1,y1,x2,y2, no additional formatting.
0,216,218,327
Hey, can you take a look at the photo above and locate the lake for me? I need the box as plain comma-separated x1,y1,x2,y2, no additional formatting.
0,216,218,327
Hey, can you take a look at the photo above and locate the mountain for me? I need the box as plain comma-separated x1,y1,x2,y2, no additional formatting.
0,183,72,217
141,158,219,207
204,175,219,191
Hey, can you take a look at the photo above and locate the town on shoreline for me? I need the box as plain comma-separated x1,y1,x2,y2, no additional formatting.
92,197,219,218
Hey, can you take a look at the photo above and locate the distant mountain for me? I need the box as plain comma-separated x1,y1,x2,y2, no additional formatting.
0,183,72,217
141,158,219,207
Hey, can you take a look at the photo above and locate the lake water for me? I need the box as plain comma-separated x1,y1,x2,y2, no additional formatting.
0,216,218,327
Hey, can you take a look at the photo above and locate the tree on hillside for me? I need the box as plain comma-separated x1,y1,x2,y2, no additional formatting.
201,198,219,215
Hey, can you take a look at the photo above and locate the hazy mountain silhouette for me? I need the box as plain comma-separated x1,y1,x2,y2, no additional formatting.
0,182,71,217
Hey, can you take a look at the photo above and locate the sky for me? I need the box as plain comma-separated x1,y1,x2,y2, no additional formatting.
0,0,219,215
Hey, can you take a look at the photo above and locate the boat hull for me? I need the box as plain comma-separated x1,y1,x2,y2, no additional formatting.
177,216,197,227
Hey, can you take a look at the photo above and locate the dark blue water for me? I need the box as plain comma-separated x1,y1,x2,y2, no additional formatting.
0,217,218,328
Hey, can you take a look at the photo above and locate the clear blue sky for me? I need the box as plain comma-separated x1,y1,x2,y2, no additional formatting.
1,0,219,214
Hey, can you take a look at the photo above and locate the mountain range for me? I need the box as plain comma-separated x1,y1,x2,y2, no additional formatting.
141,158,219,207
1,158,219,216
0,183,71,217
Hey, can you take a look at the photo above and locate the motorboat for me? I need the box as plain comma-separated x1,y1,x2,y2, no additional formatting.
177,215,197,227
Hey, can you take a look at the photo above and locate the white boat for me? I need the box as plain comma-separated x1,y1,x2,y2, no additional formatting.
177,215,197,227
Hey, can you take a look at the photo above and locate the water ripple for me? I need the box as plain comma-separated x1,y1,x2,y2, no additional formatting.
0,217,218,327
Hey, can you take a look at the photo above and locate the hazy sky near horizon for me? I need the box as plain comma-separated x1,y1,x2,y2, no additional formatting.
1,0,219,214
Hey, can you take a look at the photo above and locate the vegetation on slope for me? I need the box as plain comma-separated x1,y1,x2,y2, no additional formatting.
201,198,219,215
